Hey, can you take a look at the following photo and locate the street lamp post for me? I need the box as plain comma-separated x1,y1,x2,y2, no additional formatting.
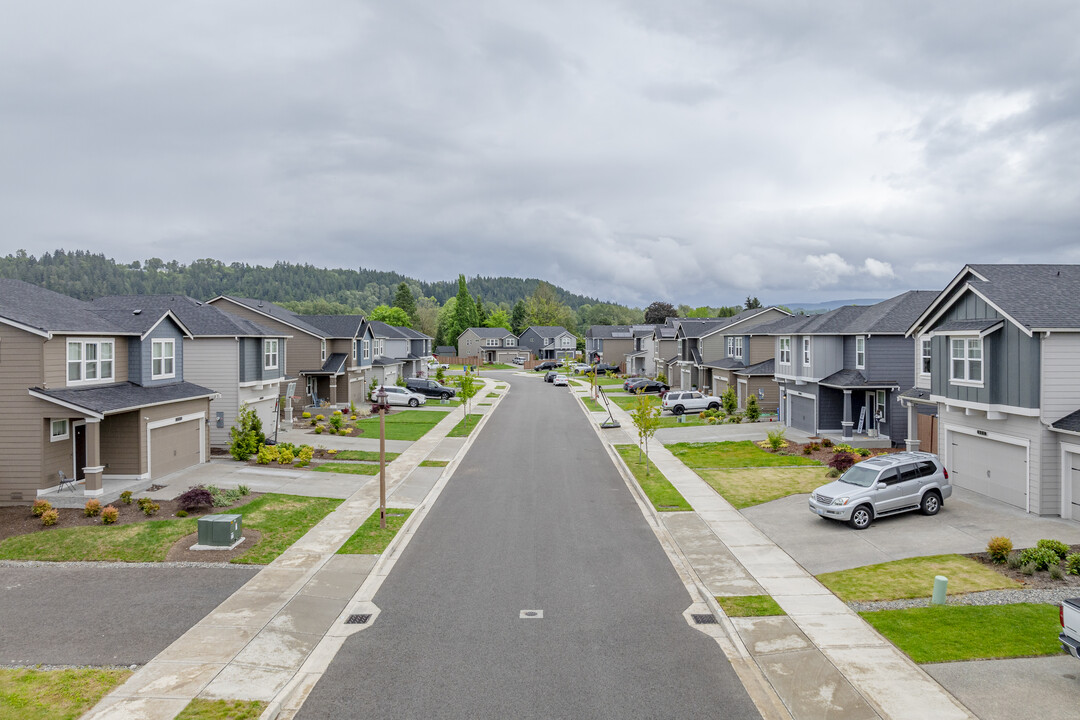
376,385,388,529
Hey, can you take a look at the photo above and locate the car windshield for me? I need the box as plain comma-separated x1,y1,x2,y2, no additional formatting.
839,465,879,487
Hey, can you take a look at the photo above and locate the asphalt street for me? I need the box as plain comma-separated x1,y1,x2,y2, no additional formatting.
0,563,258,666
298,372,760,719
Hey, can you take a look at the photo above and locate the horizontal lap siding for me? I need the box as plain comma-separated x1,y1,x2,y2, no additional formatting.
1040,334,1080,424
101,411,141,476
183,338,238,448
44,335,129,387
0,327,49,501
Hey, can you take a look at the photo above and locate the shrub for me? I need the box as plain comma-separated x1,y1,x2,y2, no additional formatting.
279,447,295,465
142,501,160,517
301,411,311,419
176,510,189,517
986,536,1013,563
177,486,214,512
137,496,153,511
315,414,325,422
802,444,814,455
726,413,742,424
328,415,344,431
1066,553,1080,576
237,484,251,495
833,443,856,454
83,499,101,517
856,447,871,457
315,426,324,434
32,499,51,517
1049,564,1065,580
1037,539,1071,559
41,509,59,526
821,437,833,448
120,490,133,505
1006,551,1023,570
228,404,265,461
1020,562,1036,576
826,468,841,478
1018,546,1060,571
656,372,667,384
829,452,856,473
721,387,738,415
256,444,280,465
101,505,119,524
744,396,761,422
766,428,786,450
296,446,314,467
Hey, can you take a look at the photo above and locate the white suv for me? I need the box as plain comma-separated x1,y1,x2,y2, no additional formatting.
661,390,721,415
371,386,427,408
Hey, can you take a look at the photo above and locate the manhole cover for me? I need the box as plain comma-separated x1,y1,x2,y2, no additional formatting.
691,613,717,625
345,613,372,625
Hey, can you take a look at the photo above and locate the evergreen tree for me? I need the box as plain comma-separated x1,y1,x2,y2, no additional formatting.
511,300,528,334
745,296,762,309
451,275,478,341
474,294,488,325
393,282,417,319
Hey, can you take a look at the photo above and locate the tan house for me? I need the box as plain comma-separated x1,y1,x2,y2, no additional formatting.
457,327,520,364
0,280,216,504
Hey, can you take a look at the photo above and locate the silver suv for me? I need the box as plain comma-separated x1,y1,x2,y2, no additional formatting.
808,451,952,530
661,390,721,415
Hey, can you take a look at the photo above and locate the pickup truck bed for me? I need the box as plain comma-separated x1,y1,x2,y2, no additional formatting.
1061,597,1080,660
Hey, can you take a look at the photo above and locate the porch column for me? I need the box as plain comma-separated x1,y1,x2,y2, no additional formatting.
329,377,338,406
904,401,921,452
82,419,104,497
842,390,854,440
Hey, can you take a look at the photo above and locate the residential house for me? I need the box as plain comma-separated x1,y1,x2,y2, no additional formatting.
586,325,660,374
367,321,433,387
518,326,577,361
300,315,376,410
904,265,1080,518
654,323,679,381
92,295,288,447
692,307,791,409
457,328,520,364
625,326,660,376
435,345,457,359
754,291,937,447
0,279,216,503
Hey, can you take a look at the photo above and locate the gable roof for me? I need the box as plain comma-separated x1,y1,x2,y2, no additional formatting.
524,326,572,337
298,314,366,338
463,327,515,339
210,296,329,338
751,291,937,336
0,278,131,336
93,295,278,338
29,381,217,418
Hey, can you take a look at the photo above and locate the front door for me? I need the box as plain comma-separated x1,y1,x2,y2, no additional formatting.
865,392,876,432
74,424,87,480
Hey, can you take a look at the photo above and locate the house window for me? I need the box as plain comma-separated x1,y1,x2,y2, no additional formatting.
802,337,811,366
544,337,553,346
67,339,115,384
152,339,175,379
363,339,371,360
264,339,279,370
562,337,573,347
876,390,887,422
727,337,743,358
506,338,515,346
855,336,865,369
921,338,932,375
320,340,327,361
50,418,69,442
352,340,357,362
951,337,983,383
778,337,791,365
485,339,499,347
373,339,384,357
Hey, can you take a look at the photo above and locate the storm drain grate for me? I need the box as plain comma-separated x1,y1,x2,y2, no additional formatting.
691,613,718,625
345,613,372,625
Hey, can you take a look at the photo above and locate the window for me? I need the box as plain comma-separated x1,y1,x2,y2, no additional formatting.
320,340,327,361
264,339,279,370
485,338,499,347
363,339,371,360
352,340,357,362
152,339,175,379
921,338,932,375
544,337,553,346
373,339,384,357
878,468,899,486
506,338,515,346
67,339,115,384
778,337,791,364
951,337,982,383
876,389,887,422
50,418,69,442
562,337,573,347
727,336,743,358
855,336,866,369
802,337,811,366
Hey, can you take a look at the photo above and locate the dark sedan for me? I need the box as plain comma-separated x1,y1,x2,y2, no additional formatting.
535,361,560,372
628,379,669,394
591,363,620,375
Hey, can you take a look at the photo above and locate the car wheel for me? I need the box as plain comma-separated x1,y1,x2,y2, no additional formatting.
408,398,419,408
672,405,684,415
847,505,873,530
920,491,941,516
441,392,450,400
707,402,720,411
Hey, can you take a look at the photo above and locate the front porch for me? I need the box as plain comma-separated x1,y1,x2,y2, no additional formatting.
815,431,893,449
37,475,161,508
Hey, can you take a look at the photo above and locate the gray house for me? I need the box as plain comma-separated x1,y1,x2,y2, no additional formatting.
753,291,937,447
904,264,1080,518
367,321,433,386
518,326,576,360
457,327,520,363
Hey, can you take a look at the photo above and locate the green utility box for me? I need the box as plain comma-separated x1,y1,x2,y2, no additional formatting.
197,514,242,546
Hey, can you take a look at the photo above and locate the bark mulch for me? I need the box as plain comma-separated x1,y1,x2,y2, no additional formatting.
965,545,1080,590
762,440,905,465
165,528,264,563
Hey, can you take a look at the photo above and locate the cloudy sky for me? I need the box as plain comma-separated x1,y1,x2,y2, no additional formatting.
3,1,1079,307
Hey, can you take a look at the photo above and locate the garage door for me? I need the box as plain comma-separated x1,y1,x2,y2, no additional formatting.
948,432,1027,509
150,420,201,480
789,395,815,434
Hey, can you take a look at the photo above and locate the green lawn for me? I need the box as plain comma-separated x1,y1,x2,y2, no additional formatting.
337,508,414,554
669,441,822,468
697,467,832,509
331,450,400,462
717,595,786,617
593,377,625,386
861,604,1062,663
582,397,604,412
175,699,265,720
482,363,516,370
609,395,661,410
419,460,448,467
447,414,483,437
817,555,1023,602
315,462,380,475
0,667,130,720
354,410,449,441
614,445,692,512
0,494,341,565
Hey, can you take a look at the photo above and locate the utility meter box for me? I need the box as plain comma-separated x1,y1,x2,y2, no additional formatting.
197,514,242,547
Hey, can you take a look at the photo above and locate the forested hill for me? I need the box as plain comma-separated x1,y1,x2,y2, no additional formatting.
0,249,606,311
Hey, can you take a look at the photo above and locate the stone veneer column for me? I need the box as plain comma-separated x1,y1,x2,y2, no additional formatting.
82,419,105,497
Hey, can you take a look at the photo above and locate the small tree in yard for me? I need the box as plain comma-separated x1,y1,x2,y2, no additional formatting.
721,387,738,415
744,395,761,422
229,404,265,461
630,391,661,472
458,372,479,432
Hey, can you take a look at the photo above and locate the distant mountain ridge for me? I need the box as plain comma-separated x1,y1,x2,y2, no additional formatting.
781,298,886,314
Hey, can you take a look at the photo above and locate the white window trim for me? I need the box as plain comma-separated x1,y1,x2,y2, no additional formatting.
778,337,791,365
264,339,279,370
485,338,499,347
802,337,811,366
506,338,516,346
876,389,887,422
920,337,932,377
151,339,176,380
855,336,866,369
950,337,984,386
66,338,116,386
50,418,69,442
320,340,327,362
363,339,371,360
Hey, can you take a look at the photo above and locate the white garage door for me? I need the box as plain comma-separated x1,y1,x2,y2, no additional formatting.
948,432,1027,509
789,395,815,434
150,420,202,480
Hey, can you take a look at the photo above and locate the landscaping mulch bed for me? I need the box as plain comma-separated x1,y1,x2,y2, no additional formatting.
966,546,1080,590
165,529,264,563
761,440,905,465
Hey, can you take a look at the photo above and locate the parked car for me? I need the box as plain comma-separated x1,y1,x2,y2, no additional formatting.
571,363,592,374
512,356,526,365
553,374,569,386
661,390,720,415
592,363,620,375
544,370,559,383
371,386,427,408
405,377,457,400
427,361,450,370
630,379,669,394
807,451,952,530
535,361,560,372
1061,597,1080,661
624,378,646,391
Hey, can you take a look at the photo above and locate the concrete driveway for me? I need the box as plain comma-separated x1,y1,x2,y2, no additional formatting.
742,486,1080,575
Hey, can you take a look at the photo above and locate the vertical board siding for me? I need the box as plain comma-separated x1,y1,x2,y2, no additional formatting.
137,319,185,387
210,300,323,385
817,386,844,430
1041,333,1080,423
810,336,843,380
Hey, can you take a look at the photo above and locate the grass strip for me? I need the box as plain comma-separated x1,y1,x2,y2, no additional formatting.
175,699,265,720
419,460,448,467
860,604,1061,663
230,494,343,565
609,395,661,410
447,414,483,438
482,363,516,370
817,554,1023,602
614,444,692,512
330,450,400,462
696,467,832,509
0,667,131,720
353,410,449,441
337,508,414,554
582,397,604,412
315,462,380,475
669,441,822,468
717,595,786,617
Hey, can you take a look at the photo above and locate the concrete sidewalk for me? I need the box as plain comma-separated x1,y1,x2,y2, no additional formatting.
576,387,975,720
82,381,501,720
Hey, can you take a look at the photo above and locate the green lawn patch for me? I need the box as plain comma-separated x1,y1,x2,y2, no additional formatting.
354,410,449,441
609,395,661,410
175,699,265,720
447,414,483,437
655,415,712,428
614,444,692,512
582,397,604,412
861,604,1062,663
495,384,508,389
315,462,380,475
817,554,1023,602
230,494,343,565
697,467,832,509
337,508,413,554
330,450,400,462
669,441,822,468
717,595,786,617
0,667,131,720
419,460,448,467
593,377,624,386
482,363,516,370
